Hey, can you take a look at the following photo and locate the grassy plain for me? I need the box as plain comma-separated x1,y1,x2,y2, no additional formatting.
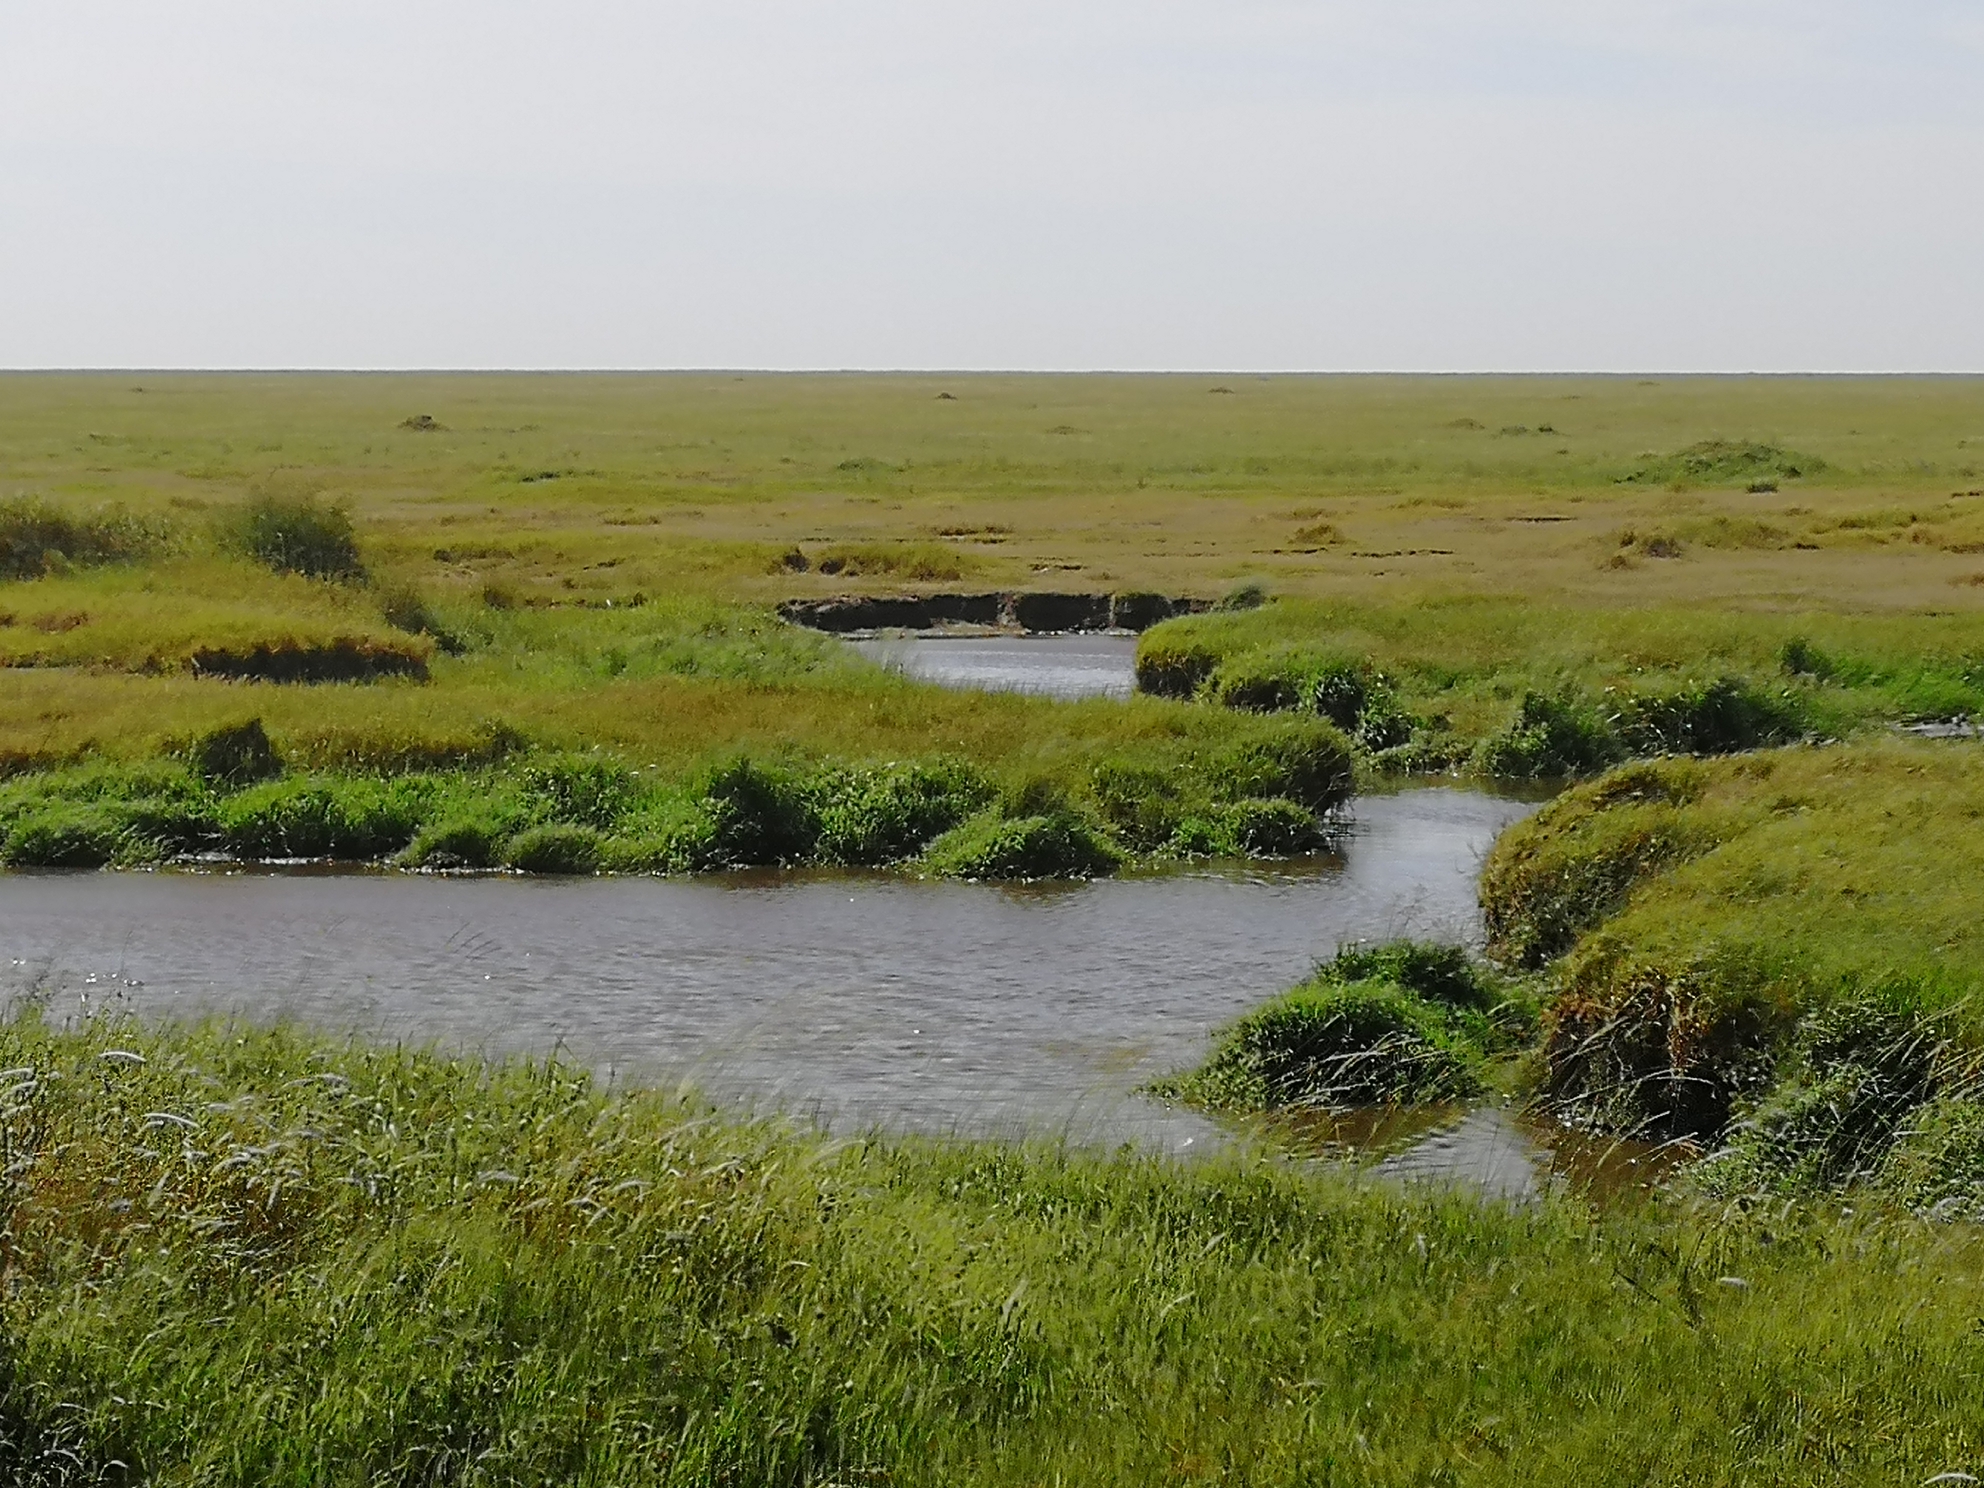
4,372,1984,770
3,1014,1981,1487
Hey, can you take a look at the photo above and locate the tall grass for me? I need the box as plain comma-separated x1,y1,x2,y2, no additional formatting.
0,496,170,579
0,1014,1980,1486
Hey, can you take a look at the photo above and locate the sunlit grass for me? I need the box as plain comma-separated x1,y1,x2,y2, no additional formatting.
0,1014,1979,1486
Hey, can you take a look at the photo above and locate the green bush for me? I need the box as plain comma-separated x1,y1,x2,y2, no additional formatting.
502,823,603,875
1696,996,1944,1195
1208,721,1355,814
0,806,128,868
920,808,1123,880
699,757,818,867
515,753,638,829
1133,634,1223,698
1178,982,1473,1110
1617,676,1805,757
1164,941,1526,1112
188,719,283,787
219,493,365,580
398,817,505,869
217,777,427,859
812,759,993,865
1473,691,1624,779
1167,798,1323,858
1880,1094,1984,1216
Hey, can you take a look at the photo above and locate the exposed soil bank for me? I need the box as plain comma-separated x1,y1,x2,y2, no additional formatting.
780,591,1210,635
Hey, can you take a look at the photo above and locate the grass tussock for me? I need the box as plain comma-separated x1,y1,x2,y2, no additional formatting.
0,1015,1980,1485
217,491,365,580
1618,440,1825,488
1160,942,1534,1111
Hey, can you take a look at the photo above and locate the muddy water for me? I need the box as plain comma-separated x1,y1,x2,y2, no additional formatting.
0,788,1626,1194
848,633,1140,699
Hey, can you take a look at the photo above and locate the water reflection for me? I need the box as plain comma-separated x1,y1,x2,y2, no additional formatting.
1261,1102,1689,1202
848,633,1139,699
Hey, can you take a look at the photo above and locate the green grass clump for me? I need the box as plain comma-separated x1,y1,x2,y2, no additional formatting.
1619,440,1826,487
3,1014,1982,1485
218,491,365,580
1162,942,1530,1111
918,804,1123,880
0,495,170,578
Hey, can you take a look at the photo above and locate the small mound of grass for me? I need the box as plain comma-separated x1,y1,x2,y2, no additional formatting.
919,806,1123,880
1619,440,1826,488
1161,942,1528,1111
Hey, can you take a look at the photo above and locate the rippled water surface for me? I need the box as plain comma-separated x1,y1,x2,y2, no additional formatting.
1,790,1536,1156
848,633,1139,699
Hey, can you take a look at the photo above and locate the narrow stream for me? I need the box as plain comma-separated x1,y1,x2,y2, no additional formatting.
2,791,1533,1160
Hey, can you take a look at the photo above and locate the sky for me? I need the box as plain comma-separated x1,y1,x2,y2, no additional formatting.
3,1,1981,371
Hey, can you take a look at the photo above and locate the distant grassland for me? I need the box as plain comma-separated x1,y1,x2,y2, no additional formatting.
4,372,1984,790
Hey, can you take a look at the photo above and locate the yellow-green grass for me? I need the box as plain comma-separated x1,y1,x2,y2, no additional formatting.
2,1013,1981,1486
0,557,426,676
7,372,1984,611
8,372,1984,776
1135,595,1984,769
1481,739,1984,1140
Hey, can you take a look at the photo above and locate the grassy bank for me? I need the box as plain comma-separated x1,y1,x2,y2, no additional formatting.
1473,739,1984,1205
0,707,1351,877
1,1014,1980,1486
1134,597,1984,775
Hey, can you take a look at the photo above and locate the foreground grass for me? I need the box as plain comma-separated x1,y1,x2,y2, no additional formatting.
2,1015,1981,1486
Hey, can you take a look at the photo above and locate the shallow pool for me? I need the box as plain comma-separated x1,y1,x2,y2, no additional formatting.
848,633,1139,699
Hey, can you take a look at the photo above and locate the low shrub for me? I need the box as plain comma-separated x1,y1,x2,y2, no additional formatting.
700,757,818,867
811,758,993,865
1133,634,1223,699
398,817,506,869
218,493,365,580
0,805,128,868
515,753,639,830
1880,1094,1984,1217
188,719,283,787
216,776,428,859
1162,942,1520,1112
919,807,1123,880
1168,797,1323,859
1695,995,1945,1195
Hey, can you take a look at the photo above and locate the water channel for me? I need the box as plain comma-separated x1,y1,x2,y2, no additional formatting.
1,792,1528,1154
0,638,1656,1196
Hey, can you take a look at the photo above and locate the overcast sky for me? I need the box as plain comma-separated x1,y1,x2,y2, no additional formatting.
3,2,1980,371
